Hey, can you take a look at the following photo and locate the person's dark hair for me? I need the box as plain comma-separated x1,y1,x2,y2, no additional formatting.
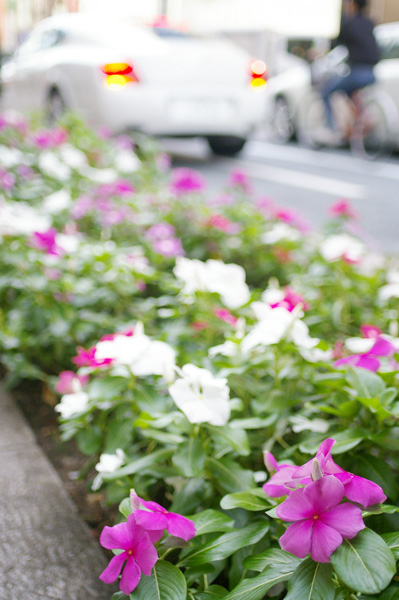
354,0,367,10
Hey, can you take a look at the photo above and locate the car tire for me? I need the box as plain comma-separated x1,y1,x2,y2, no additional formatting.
46,88,66,124
272,96,295,143
207,136,247,156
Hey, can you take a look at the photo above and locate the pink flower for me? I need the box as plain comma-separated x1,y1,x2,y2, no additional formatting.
274,208,309,233
263,452,300,498
256,196,275,215
131,492,196,541
55,371,89,394
114,179,135,195
153,237,185,257
329,199,357,219
30,228,62,256
207,214,241,234
277,476,365,562
145,223,176,241
228,169,251,192
191,321,208,331
269,286,309,312
360,323,382,339
156,153,171,171
213,307,238,326
99,513,160,594
72,346,112,368
0,170,15,190
32,128,67,148
171,168,205,194
293,439,387,508
335,337,395,372
71,196,93,219
17,164,34,180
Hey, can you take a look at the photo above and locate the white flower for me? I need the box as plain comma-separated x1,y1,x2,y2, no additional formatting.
0,145,23,167
81,166,118,183
319,234,364,262
0,201,51,235
169,364,230,426
56,233,80,255
59,144,88,169
300,347,333,363
39,151,71,181
379,272,399,302
208,340,240,358
92,448,125,491
95,325,176,379
262,287,285,306
43,190,72,214
242,304,318,352
114,149,141,172
344,337,375,354
174,257,250,309
261,223,301,244
55,391,89,419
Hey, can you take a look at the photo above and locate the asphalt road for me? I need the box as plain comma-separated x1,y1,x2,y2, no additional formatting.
161,135,399,255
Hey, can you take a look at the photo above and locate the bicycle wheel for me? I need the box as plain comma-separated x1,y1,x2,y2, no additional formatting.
297,92,326,148
350,91,395,160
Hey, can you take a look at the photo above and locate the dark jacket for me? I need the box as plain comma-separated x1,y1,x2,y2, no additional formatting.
335,13,380,67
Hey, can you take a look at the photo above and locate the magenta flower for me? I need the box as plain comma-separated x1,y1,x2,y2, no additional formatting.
274,207,310,233
131,493,196,541
145,222,176,241
228,169,251,192
30,228,62,256
55,371,89,394
335,337,395,372
360,323,382,338
277,476,365,563
99,514,159,594
171,168,205,194
213,307,238,326
269,286,309,312
293,439,387,508
263,452,300,498
329,199,357,219
0,170,16,190
72,346,113,368
32,128,67,148
207,214,241,234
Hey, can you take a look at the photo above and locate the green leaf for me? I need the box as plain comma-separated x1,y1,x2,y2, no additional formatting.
331,529,396,594
206,425,250,456
195,585,228,599
244,548,301,573
102,449,174,481
223,563,296,600
172,436,206,477
130,561,186,600
346,368,385,399
371,429,399,451
382,533,399,559
88,376,127,401
285,558,335,600
220,489,272,511
183,522,270,566
110,592,129,600
188,509,235,535
118,497,133,519
355,454,398,501
378,588,399,600
76,425,102,455
207,456,254,493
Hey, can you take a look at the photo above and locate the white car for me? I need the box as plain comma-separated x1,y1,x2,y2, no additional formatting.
264,22,399,145
0,14,268,155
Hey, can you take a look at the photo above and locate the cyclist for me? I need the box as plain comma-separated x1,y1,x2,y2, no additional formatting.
317,0,380,144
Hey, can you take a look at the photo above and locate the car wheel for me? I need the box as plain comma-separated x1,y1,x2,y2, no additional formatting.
46,89,66,124
272,96,295,143
207,136,247,156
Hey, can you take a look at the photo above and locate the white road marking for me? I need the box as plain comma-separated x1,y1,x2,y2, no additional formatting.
231,159,366,199
245,140,399,181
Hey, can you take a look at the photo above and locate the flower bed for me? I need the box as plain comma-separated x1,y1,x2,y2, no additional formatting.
1,113,399,599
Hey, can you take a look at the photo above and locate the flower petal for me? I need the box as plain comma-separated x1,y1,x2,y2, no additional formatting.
310,520,343,563
134,532,159,576
166,513,196,541
370,338,394,357
279,519,313,558
276,488,314,521
344,474,387,508
120,556,142,595
303,476,344,514
100,522,130,550
134,510,168,531
99,552,126,584
320,503,365,539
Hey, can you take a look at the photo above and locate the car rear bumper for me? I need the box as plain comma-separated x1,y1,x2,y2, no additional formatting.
93,82,267,136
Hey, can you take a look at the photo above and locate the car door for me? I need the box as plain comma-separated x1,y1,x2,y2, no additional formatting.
375,31,399,116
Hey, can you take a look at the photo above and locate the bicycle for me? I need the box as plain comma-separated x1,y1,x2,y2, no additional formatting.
298,48,399,159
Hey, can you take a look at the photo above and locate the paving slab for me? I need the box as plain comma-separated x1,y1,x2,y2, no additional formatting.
0,386,117,600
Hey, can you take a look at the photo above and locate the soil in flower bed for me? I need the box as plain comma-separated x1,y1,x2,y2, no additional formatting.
11,379,117,541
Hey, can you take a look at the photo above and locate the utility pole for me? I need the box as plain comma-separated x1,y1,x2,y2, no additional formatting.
159,0,168,16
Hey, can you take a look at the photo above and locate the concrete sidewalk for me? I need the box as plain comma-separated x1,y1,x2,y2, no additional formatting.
0,386,117,600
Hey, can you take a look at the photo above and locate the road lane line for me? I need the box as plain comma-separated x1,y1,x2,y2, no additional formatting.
232,160,366,199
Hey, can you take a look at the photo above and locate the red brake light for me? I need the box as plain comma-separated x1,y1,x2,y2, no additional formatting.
100,63,139,87
101,63,133,75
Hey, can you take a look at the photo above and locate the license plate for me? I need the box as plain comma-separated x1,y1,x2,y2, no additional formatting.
168,99,237,122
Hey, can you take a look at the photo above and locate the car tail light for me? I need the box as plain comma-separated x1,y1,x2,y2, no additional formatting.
250,60,267,88
100,63,139,87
